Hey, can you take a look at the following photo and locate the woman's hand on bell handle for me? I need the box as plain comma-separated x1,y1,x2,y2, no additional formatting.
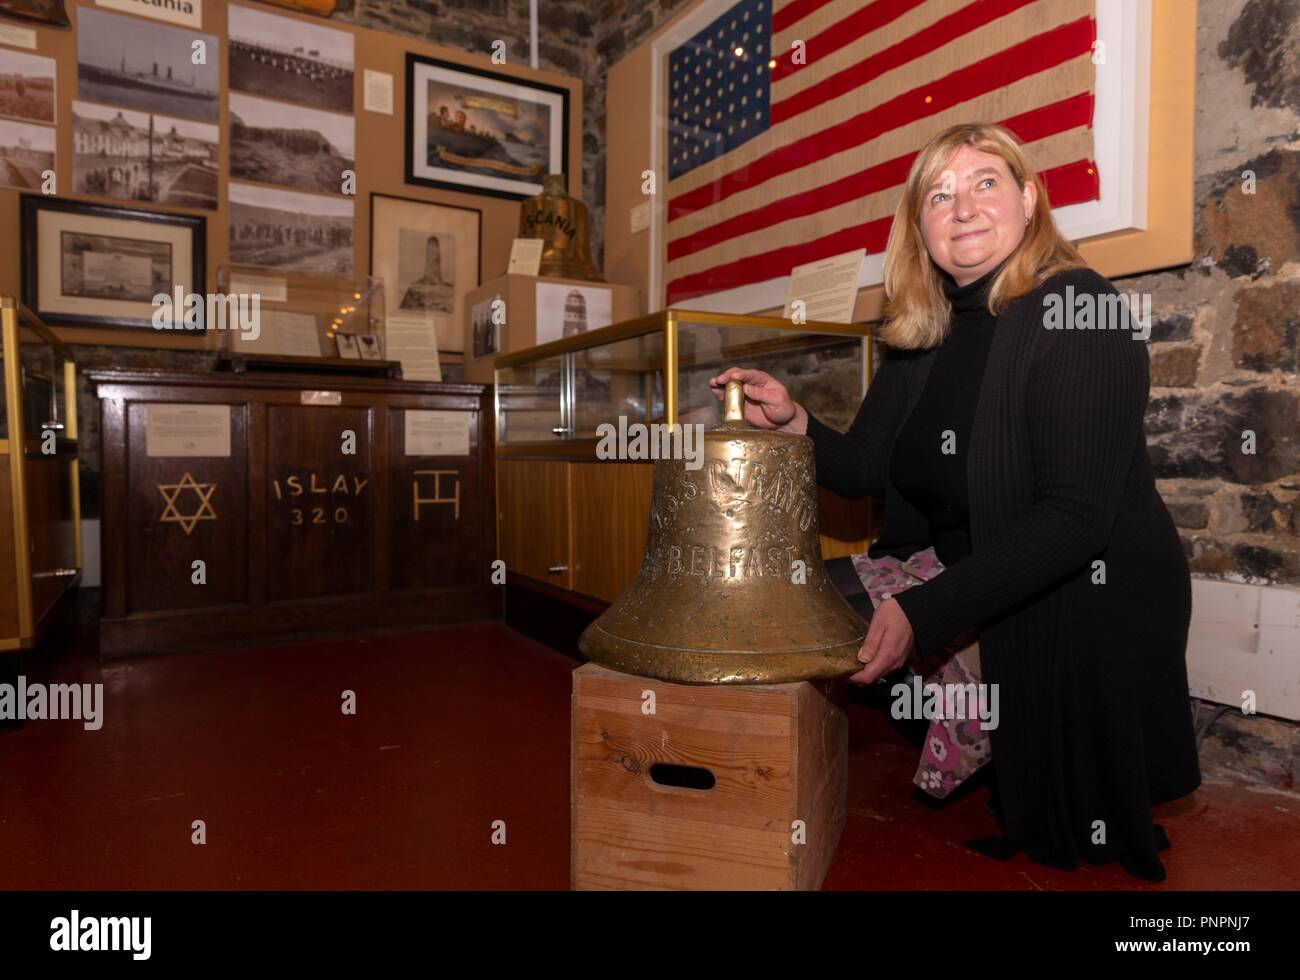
708,367,808,434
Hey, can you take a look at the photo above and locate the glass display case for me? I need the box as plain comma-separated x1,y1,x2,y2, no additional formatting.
494,309,873,451
0,296,81,649
215,265,386,365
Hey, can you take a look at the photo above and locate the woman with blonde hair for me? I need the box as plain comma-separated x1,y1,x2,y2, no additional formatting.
711,122,1199,882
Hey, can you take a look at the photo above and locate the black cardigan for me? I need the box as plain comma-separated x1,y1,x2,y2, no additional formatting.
806,266,1201,880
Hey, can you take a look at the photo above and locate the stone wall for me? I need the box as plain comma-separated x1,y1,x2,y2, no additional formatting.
1138,0,1300,789
1129,0,1300,587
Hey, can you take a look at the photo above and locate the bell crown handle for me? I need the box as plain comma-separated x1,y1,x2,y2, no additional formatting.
724,378,745,422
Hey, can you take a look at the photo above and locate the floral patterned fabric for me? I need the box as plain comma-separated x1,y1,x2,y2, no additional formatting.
850,548,990,799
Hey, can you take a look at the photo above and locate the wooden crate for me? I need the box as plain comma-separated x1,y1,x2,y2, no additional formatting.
571,662,847,890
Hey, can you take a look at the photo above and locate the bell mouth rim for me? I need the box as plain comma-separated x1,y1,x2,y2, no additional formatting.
582,621,864,658
578,622,865,684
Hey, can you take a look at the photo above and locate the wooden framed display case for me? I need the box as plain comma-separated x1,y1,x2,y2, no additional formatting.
494,309,878,605
91,369,498,657
0,296,81,650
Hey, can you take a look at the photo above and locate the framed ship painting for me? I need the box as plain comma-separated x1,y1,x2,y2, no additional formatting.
404,53,568,201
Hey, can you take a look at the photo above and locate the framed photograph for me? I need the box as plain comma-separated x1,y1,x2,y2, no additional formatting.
404,53,568,201
0,48,56,124
0,1,70,29
369,192,480,355
228,3,354,113
356,334,382,360
73,101,219,210
0,119,54,191
20,194,205,331
228,181,354,276
76,8,219,122
229,93,354,196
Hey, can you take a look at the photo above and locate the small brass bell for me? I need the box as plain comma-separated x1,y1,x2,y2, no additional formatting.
579,379,867,684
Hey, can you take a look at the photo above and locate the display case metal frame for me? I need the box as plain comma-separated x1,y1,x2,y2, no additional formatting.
0,295,82,650
494,308,874,460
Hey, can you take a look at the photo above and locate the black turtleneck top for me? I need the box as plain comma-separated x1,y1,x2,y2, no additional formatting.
888,264,1001,566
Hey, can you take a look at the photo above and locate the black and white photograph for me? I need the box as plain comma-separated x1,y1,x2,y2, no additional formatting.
20,193,204,330
0,48,55,124
369,193,480,355
0,118,54,191
469,293,500,359
535,281,611,344
356,334,383,360
148,113,219,209
228,3,354,113
58,230,170,302
228,180,354,276
405,54,567,200
229,93,354,196
397,228,455,314
73,101,219,209
76,7,219,121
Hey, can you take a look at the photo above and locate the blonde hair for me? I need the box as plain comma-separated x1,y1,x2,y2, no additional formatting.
879,122,1086,350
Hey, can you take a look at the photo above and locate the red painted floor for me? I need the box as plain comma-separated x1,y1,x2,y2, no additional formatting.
1,622,1296,890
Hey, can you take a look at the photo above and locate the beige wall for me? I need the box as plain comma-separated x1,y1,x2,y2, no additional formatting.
604,0,1195,319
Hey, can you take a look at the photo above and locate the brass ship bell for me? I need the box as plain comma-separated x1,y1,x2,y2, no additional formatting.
517,173,605,282
579,379,867,684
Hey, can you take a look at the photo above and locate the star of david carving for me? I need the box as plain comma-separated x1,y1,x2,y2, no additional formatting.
157,472,218,535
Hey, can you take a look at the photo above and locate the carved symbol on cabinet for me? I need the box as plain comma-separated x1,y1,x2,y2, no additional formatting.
157,472,218,535
413,469,460,521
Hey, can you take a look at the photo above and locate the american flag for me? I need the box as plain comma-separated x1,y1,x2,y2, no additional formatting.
664,0,1100,305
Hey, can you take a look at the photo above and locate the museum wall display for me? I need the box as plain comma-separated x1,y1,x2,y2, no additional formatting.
0,0,585,364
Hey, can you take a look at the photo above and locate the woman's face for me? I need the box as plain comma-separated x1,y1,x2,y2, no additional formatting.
918,145,1036,287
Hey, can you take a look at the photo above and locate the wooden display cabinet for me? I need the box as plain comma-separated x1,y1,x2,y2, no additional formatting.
0,297,81,650
92,369,498,657
494,310,878,606
497,459,654,602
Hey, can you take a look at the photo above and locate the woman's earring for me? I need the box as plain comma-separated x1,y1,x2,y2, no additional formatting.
1024,216,1030,225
